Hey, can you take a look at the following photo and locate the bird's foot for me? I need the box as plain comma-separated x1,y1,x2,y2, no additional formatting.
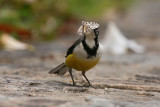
87,84,98,89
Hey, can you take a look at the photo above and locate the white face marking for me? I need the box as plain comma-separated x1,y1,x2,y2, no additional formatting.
85,39,95,48
85,30,96,48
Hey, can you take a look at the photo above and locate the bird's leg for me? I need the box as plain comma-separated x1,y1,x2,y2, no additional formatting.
82,71,93,87
69,68,76,86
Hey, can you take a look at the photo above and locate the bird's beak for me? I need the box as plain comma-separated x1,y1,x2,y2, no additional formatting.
77,24,88,36
83,25,88,34
83,26,86,33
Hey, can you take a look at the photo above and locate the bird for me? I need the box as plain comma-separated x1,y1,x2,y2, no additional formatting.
49,21,103,87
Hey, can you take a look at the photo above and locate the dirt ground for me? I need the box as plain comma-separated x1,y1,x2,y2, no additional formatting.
0,0,160,107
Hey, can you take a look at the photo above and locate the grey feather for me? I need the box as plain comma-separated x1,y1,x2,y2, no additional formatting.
49,63,68,75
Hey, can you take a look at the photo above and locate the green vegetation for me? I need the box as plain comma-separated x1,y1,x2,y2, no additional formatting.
0,0,134,41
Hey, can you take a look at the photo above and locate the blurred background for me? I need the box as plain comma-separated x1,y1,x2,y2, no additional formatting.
0,0,160,54
0,0,134,42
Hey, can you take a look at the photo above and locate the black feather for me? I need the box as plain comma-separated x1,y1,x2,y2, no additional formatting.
82,36,99,58
93,28,99,37
66,37,84,57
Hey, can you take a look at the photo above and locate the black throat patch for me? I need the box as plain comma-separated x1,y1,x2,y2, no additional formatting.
82,36,99,58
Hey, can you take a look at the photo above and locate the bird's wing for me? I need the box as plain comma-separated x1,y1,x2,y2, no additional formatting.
66,36,84,57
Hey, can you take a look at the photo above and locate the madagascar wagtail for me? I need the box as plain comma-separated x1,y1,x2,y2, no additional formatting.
49,21,103,87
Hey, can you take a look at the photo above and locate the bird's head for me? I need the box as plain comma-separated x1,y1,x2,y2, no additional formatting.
77,21,100,37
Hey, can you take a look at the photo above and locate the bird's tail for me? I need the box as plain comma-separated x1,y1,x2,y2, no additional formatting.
49,63,68,75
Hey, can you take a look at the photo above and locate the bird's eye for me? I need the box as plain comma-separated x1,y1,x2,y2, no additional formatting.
94,29,99,36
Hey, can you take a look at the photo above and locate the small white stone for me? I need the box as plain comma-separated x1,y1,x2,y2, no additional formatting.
104,87,108,91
